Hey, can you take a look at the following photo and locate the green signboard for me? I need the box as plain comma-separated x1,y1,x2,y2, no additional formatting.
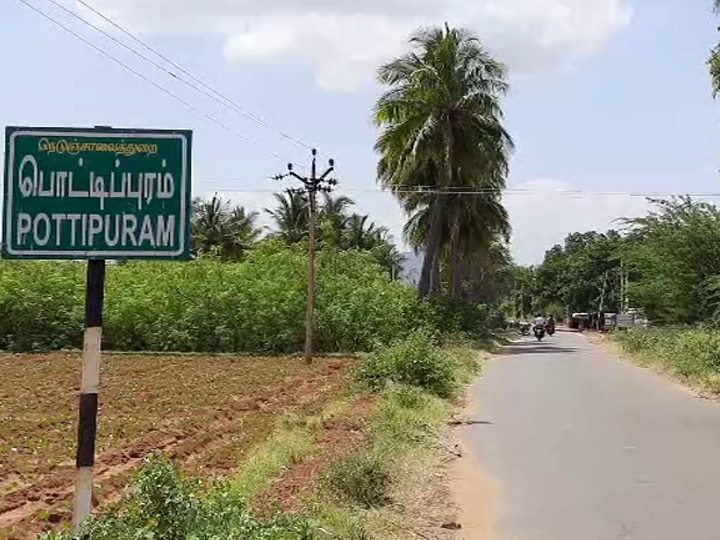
2,126,192,259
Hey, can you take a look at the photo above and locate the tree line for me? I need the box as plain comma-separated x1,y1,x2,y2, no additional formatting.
513,197,720,325
190,191,405,278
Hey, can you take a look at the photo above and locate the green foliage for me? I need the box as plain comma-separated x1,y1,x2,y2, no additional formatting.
616,328,720,380
0,261,85,351
42,454,317,540
419,297,492,340
518,198,720,326
267,192,404,279
321,452,392,509
710,0,720,96
0,249,426,353
374,24,512,299
533,230,624,315
358,330,457,398
623,198,720,324
192,195,261,261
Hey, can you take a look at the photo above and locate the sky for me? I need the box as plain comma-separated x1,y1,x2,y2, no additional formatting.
1,0,719,264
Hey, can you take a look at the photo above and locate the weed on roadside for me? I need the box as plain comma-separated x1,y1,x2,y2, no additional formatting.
321,452,392,509
41,454,317,540
358,330,457,398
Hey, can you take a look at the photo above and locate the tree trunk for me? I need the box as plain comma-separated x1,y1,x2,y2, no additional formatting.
431,257,441,296
417,195,446,299
450,240,462,300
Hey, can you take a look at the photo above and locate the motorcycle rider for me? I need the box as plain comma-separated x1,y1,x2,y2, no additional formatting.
533,313,546,330
547,314,556,336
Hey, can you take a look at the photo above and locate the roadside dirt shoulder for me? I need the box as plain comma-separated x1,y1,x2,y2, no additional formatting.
449,381,498,540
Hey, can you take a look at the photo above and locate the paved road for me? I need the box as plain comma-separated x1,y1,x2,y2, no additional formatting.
464,331,720,540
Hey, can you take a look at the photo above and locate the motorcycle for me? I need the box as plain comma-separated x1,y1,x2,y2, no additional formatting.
519,322,531,336
533,324,546,342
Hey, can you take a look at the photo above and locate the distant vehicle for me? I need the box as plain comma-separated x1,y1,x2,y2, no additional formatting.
534,324,546,341
547,316,556,336
569,313,590,331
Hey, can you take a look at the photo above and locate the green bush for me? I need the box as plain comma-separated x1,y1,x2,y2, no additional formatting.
42,454,316,540
416,298,492,341
615,328,720,379
0,261,84,351
321,452,392,509
358,330,457,398
0,249,421,353
0,248,497,354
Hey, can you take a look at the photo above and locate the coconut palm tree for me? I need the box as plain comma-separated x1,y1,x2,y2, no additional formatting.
319,193,355,226
265,190,309,244
341,214,385,250
317,193,355,248
711,1,720,94
375,24,513,298
226,206,262,256
404,192,510,298
191,194,260,260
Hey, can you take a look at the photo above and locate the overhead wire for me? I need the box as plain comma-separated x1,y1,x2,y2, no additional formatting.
57,0,317,153
14,0,714,201
194,183,720,198
17,0,300,166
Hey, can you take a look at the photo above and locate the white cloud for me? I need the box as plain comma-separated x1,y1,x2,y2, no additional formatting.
86,0,633,91
505,179,650,265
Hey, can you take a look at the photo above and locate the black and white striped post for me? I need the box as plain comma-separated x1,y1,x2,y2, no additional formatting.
72,258,106,534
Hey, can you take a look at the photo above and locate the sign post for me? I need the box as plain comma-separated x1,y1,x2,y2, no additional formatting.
75,258,105,532
2,126,192,533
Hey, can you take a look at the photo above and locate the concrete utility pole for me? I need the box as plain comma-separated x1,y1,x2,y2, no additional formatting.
274,149,336,363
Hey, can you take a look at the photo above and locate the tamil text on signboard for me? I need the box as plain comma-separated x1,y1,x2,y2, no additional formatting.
2,127,192,259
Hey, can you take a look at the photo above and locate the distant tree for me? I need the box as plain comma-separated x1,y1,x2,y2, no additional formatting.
191,194,260,260
624,197,720,324
535,230,623,315
265,191,309,244
318,193,355,249
266,190,404,279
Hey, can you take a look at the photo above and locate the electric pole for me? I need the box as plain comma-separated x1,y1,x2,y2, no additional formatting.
273,149,336,363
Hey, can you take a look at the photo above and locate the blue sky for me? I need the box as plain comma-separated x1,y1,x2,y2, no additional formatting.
1,0,719,263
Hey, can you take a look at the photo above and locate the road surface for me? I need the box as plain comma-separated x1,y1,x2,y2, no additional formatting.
463,331,720,540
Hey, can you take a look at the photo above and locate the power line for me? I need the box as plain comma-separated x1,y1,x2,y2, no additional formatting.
54,0,316,154
194,184,720,198
17,0,295,165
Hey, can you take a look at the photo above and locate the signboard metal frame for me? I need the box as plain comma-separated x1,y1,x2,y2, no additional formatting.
2,126,192,260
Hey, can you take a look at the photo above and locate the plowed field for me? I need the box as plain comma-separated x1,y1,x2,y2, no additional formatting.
0,353,352,538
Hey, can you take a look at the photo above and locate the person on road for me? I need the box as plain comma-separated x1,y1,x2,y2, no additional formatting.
547,314,556,335
533,313,546,330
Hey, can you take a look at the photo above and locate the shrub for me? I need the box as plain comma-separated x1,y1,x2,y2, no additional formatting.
42,454,317,540
0,249,494,354
616,328,720,379
322,452,392,509
414,298,492,341
358,330,457,398
0,249,419,353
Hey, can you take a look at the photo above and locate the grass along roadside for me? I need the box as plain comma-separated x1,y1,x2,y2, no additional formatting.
310,339,483,539
42,332,485,539
612,328,720,395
